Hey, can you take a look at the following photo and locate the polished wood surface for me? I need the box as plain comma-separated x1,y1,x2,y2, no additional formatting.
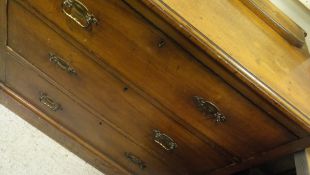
123,0,309,138
20,0,298,159
210,136,310,175
140,0,310,132
5,55,178,175
1,0,310,174
7,1,231,173
0,84,129,175
0,0,6,82
241,0,307,48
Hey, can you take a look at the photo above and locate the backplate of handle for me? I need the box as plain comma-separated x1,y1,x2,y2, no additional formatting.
62,0,98,29
48,53,77,75
153,129,177,151
39,92,62,111
193,96,226,123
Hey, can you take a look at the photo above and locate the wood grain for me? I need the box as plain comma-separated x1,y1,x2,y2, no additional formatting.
1,76,310,174
19,0,298,159
2,0,310,174
4,55,179,175
241,0,306,48
0,84,130,175
138,0,310,135
6,1,233,173
0,0,7,82
123,0,309,138
209,136,310,175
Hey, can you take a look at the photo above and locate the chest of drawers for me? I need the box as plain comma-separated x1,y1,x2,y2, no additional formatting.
1,0,310,174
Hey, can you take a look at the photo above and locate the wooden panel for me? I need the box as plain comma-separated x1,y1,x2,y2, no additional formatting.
0,84,130,175
20,0,297,158
6,1,231,174
2,77,310,175
0,0,7,82
241,0,306,48
209,137,310,175
123,0,309,138
4,55,178,175
137,0,310,132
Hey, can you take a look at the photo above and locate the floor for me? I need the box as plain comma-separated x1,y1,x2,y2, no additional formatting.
0,1,309,175
0,105,103,175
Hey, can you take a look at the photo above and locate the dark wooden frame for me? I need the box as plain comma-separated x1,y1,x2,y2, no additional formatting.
1,0,310,174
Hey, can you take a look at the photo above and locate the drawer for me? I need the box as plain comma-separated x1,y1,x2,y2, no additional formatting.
5,52,180,175
7,1,231,174
20,0,296,157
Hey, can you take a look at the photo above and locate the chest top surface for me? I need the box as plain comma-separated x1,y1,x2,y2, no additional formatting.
142,0,310,127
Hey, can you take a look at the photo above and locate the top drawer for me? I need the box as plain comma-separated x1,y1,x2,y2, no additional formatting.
21,0,296,157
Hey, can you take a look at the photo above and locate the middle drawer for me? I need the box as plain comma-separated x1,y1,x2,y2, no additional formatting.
7,1,231,174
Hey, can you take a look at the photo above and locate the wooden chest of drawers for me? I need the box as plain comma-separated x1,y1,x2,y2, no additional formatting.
1,0,310,174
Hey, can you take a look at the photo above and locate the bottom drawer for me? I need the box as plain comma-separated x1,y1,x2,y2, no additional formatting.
5,56,178,175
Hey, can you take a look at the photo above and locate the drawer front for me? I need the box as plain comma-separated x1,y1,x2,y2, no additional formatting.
7,1,231,174
20,0,296,157
5,54,179,175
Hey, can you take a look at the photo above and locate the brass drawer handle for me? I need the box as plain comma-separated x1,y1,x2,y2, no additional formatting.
49,53,77,75
39,92,62,112
193,96,226,123
62,0,98,29
124,152,146,170
153,129,177,151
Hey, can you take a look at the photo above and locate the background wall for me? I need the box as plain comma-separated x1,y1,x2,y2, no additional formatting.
270,0,310,51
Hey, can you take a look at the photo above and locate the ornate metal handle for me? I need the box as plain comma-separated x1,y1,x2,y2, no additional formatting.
39,92,62,112
193,96,226,123
62,0,98,29
124,152,146,170
48,53,77,75
153,129,177,151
